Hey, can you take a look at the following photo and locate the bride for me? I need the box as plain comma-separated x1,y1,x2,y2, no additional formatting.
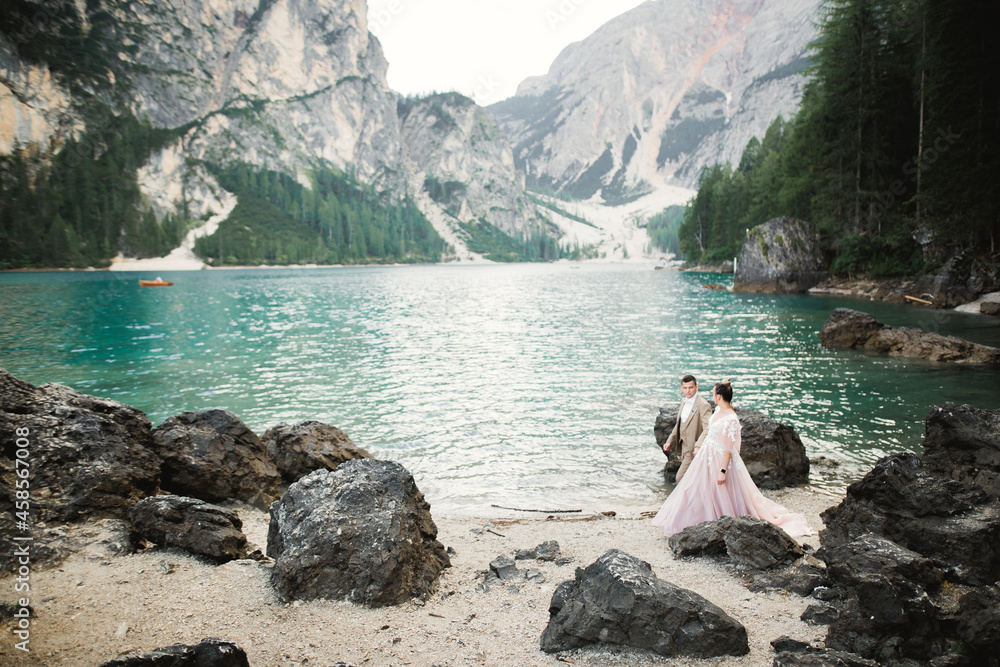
651,380,814,538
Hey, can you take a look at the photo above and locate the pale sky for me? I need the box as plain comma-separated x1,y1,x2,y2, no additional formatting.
366,0,649,106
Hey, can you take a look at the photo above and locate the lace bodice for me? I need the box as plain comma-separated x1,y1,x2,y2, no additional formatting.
698,411,742,469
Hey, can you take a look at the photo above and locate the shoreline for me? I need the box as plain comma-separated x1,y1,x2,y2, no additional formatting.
0,485,834,667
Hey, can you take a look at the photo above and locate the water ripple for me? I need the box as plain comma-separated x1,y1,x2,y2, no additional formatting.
2,264,999,513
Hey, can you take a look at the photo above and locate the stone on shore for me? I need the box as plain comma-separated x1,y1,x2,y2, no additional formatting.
261,420,372,485
128,495,248,563
539,549,749,658
922,402,1000,498
819,308,1000,363
818,534,944,661
820,451,996,586
813,403,1000,665
654,406,809,488
668,516,810,586
267,459,450,606
0,369,160,523
733,217,827,294
151,410,281,510
98,637,249,666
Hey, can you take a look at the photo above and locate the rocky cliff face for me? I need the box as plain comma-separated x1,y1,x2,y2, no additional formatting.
399,93,541,241
490,0,821,199
0,0,543,258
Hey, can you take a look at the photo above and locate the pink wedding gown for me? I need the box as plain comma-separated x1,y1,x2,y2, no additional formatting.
651,410,814,538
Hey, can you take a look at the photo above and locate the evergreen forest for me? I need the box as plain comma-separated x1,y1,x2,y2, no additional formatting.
678,0,999,277
193,165,449,266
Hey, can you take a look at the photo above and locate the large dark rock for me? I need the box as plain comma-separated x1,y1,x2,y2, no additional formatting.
128,495,248,563
0,369,160,523
539,549,749,658
654,406,809,488
773,646,879,667
733,217,827,294
261,420,371,485
723,516,805,570
820,452,998,586
669,516,812,592
151,410,280,510
819,308,1000,364
98,638,249,666
954,584,1000,666
922,403,1000,498
267,459,450,606
812,403,1000,664
818,534,945,662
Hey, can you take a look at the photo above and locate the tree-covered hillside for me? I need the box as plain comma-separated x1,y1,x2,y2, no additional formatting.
193,165,449,266
679,0,999,277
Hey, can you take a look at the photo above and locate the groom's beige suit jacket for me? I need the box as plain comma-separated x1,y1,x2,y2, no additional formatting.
665,394,713,483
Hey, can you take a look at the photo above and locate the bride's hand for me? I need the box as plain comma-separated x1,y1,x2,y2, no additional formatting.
716,471,727,485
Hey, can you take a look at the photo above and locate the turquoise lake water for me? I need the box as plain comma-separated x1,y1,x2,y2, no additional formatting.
2,263,998,514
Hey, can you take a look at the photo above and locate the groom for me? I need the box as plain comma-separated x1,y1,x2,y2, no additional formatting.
663,375,713,483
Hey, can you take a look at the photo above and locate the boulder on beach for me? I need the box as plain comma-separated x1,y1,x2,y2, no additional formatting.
733,217,827,294
655,406,809,488
922,402,1000,498
267,458,450,606
819,308,1000,363
151,409,281,510
820,451,997,586
128,495,248,563
814,403,1000,665
98,637,249,667
540,549,749,658
0,369,160,523
818,534,945,661
261,420,372,485
668,515,807,573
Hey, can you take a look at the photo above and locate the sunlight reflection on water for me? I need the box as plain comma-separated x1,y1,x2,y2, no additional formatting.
2,264,998,515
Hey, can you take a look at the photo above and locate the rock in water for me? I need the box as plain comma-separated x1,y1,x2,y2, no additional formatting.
540,549,749,658
0,369,160,522
267,459,450,606
128,495,248,563
733,217,827,293
261,420,371,485
151,409,280,510
819,308,1000,364
655,405,809,488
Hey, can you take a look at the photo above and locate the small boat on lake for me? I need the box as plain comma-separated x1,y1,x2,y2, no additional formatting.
139,277,173,287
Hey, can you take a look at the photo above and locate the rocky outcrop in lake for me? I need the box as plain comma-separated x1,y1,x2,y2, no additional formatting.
655,405,810,488
733,217,827,294
819,308,1000,364
540,549,749,658
267,459,450,606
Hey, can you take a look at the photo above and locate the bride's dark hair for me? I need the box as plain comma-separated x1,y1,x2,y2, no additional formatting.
714,379,733,403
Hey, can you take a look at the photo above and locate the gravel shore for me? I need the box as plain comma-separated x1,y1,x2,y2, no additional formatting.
1,486,839,667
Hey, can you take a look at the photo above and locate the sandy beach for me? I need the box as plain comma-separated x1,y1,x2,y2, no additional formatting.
1,485,838,667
